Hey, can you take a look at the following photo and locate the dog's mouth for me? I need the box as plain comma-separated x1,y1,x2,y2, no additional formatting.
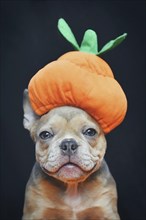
42,162,83,173
59,162,82,170
56,162,87,182
42,162,97,182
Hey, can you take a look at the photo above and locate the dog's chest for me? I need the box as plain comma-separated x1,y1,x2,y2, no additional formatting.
64,192,81,208
64,195,81,220
61,193,103,220
42,196,104,220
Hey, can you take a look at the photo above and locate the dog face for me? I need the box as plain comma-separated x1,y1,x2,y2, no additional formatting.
23,89,107,183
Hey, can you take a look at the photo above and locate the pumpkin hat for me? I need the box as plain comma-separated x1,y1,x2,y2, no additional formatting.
28,18,127,133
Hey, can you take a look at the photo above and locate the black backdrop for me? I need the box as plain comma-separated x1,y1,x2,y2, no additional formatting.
0,1,145,220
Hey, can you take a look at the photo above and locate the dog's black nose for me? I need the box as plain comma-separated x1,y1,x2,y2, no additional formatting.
60,139,78,155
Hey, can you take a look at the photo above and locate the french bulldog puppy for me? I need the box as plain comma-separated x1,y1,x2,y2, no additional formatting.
22,89,120,220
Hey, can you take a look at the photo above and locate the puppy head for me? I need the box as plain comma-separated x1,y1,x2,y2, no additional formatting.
23,89,107,183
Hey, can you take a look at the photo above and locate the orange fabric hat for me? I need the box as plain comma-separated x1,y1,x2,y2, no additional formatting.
28,19,127,133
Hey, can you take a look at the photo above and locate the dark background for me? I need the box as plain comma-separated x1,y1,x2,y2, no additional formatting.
0,0,145,220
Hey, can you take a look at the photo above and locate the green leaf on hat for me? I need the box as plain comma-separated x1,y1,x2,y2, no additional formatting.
98,33,127,55
58,18,80,50
80,29,98,54
58,18,127,56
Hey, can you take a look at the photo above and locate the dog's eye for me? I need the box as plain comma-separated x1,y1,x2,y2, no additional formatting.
39,131,53,140
83,128,97,137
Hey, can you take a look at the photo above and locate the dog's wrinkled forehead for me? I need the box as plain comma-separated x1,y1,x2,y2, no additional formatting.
47,106,91,120
37,106,101,132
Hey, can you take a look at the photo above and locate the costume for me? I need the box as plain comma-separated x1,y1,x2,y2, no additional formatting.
28,18,127,133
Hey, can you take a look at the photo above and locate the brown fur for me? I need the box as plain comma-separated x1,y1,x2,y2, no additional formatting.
23,162,120,220
22,91,120,219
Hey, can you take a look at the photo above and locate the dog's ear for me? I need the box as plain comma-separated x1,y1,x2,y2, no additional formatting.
23,89,39,130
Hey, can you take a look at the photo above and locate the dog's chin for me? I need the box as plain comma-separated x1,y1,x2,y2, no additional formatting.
42,162,97,183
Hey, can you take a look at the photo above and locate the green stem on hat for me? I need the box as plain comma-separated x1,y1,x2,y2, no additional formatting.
80,29,98,54
58,18,127,55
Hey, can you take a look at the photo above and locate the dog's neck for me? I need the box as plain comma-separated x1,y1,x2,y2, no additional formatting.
66,183,79,197
64,183,81,209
